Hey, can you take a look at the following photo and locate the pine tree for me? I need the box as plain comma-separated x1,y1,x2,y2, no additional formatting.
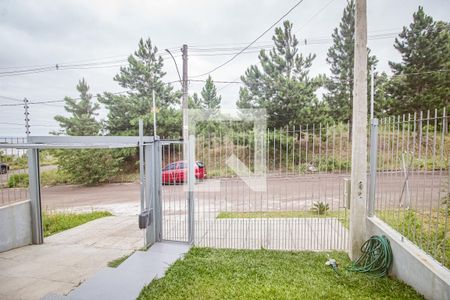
99,38,181,137
388,7,450,119
237,20,327,128
191,76,222,110
324,0,377,123
200,76,221,110
54,79,121,185
54,79,101,136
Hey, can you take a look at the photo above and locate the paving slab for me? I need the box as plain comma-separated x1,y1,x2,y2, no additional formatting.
66,242,190,300
0,215,142,300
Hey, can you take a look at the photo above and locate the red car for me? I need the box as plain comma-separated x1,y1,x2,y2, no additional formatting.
162,160,206,184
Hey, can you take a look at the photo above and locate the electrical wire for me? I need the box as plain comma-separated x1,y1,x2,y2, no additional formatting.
190,0,306,78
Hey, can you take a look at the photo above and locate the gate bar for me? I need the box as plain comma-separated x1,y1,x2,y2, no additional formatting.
368,118,378,217
28,148,43,244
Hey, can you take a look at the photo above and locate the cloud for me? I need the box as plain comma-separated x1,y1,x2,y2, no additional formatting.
0,0,448,136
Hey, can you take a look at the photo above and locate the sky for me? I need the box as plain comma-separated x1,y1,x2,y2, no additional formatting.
0,0,449,136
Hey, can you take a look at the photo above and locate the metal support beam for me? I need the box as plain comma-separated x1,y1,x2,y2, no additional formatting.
28,148,43,244
188,135,195,244
153,140,162,242
144,144,155,246
144,140,162,246
139,120,145,213
368,118,378,217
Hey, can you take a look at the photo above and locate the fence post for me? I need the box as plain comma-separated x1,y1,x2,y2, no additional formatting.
28,148,43,244
153,139,162,242
368,118,378,217
188,135,196,244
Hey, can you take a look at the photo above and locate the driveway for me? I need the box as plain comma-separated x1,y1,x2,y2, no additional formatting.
0,215,143,300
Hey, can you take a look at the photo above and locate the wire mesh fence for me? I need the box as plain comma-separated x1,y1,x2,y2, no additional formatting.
160,122,351,250
374,109,449,269
0,137,29,207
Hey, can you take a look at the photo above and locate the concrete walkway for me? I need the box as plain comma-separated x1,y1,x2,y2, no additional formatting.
44,242,190,300
163,218,349,251
0,216,143,300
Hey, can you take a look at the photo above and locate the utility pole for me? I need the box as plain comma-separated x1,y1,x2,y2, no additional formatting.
24,98,30,138
349,0,368,260
370,65,374,119
181,44,188,141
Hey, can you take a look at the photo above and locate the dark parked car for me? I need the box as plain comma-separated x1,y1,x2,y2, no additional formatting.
0,163,9,174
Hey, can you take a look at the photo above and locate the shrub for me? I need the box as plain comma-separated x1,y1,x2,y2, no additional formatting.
310,201,330,215
55,149,122,185
40,169,71,186
8,173,29,188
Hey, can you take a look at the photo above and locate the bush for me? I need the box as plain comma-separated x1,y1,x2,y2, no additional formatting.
40,169,71,186
55,149,122,185
310,201,330,215
8,173,29,188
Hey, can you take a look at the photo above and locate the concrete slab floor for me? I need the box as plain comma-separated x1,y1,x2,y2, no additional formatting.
0,215,143,300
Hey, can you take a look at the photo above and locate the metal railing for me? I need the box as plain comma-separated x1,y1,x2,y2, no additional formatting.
373,109,449,269
160,123,351,250
0,137,29,207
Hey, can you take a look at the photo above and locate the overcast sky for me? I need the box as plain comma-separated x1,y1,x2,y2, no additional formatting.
0,0,448,136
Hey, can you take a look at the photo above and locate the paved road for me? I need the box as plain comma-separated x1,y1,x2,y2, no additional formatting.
1,172,447,214
41,172,449,212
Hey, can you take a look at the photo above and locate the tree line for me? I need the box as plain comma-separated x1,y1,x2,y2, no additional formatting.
53,3,449,184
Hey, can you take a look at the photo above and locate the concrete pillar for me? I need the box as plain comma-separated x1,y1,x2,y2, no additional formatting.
349,0,368,260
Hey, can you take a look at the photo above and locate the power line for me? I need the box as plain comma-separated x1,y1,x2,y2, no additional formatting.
0,95,23,102
0,51,180,77
294,0,337,35
189,79,242,84
0,91,129,107
0,122,58,128
190,0,306,78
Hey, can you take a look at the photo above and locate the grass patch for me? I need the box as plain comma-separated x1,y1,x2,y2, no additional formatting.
6,169,72,188
138,248,422,300
7,173,29,188
217,210,349,229
108,252,134,268
41,169,72,186
43,211,112,237
377,209,450,270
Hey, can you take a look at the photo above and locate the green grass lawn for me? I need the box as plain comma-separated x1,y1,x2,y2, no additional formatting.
42,211,112,237
377,209,450,270
138,248,422,300
217,210,349,229
108,252,134,268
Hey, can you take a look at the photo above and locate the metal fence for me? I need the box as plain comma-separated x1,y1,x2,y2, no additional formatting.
373,109,449,269
0,137,28,207
160,123,351,250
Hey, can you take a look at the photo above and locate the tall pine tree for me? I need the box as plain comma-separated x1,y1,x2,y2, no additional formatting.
99,38,181,137
237,20,326,128
191,76,222,110
54,79,101,136
388,6,450,120
54,79,121,185
324,0,377,124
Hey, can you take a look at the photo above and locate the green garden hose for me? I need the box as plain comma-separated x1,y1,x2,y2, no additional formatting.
347,235,393,277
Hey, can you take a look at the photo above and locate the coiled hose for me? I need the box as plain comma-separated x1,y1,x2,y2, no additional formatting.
347,235,393,277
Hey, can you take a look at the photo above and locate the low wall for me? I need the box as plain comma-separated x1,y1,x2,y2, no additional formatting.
367,216,450,300
0,200,32,252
